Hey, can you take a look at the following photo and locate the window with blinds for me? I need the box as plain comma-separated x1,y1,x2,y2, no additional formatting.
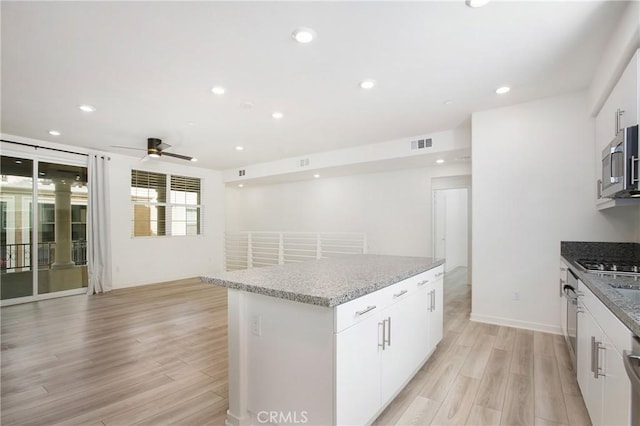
130,170,202,237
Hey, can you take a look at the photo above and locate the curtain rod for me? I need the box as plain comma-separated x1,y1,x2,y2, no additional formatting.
1,138,90,157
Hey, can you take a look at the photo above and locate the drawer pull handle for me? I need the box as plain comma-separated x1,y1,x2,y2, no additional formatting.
356,305,376,316
393,290,408,298
418,279,429,286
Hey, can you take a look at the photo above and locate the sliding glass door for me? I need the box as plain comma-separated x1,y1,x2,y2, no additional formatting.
0,156,35,299
1,154,88,303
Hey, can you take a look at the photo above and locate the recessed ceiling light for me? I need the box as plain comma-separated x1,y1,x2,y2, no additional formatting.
292,27,316,44
465,0,490,7
496,86,511,94
190,158,198,162
313,174,320,178
272,112,284,120
78,104,95,112
187,121,196,126
238,183,244,188
235,146,244,151
211,86,226,95
48,130,61,136
436,159,445,164
444,100,453,105
360,80,376,90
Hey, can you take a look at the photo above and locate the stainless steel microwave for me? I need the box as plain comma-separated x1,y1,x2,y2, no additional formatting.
601,124,639,198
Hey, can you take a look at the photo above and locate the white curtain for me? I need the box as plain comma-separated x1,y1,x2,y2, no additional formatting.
87,153,112,294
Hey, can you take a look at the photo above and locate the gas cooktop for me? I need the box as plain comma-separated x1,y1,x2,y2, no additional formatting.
576,258,640,276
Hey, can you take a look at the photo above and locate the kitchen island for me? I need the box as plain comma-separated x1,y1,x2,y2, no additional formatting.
202,254,445,426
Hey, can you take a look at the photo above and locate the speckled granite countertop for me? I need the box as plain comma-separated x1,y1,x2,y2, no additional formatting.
561,242,640,337
201,255,444,307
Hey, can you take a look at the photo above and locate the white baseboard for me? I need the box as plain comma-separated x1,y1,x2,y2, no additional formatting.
470,312,562,335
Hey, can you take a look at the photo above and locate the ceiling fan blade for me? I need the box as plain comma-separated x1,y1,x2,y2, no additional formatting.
110,145,145,151
161,151,194,162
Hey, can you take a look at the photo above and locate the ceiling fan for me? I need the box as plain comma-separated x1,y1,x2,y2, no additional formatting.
111,138,197,162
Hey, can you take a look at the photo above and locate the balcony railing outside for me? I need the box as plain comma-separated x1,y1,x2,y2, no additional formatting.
0,241,87,272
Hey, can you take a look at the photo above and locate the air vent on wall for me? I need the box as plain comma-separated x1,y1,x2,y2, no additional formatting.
238,169,246,177
410,138,432,150
298,158,310,167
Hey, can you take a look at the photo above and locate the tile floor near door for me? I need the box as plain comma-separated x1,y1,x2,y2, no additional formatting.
0,267,591,425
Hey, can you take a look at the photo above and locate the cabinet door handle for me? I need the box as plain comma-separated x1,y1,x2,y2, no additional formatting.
393,290,408,298
356,305,376,316
431,289,436,311
631,156,638,185
591,336,596,375
418,279,429,286
378,320,386,350
615,108,625,135
596,342,606,378
385,317,391,347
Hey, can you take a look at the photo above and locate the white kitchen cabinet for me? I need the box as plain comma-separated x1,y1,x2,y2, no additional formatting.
335,310,382,426
426,272,444,350
335,265,444,425
576,280,633,426
559,261,568,337
380,285,429,403
595,50,639,202
577,301,604,425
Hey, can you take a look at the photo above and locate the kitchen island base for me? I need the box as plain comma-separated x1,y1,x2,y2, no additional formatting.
222,263,445,426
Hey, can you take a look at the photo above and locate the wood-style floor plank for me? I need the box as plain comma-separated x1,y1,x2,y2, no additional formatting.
1,278,229,426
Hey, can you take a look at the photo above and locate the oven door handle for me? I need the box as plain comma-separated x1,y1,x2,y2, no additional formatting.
563,285,577,300
623,350,640,389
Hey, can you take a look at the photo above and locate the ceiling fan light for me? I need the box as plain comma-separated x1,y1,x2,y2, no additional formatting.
148,153,160,159
190,158,198,162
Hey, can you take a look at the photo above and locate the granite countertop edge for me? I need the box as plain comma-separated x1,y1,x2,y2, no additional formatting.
561,255,640,337
201,257,445,308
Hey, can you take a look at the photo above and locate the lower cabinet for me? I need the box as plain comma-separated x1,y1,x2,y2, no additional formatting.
576,281,632,426
426,274,444,350
335,265,444,425
381,285,429,403
335,310,382,426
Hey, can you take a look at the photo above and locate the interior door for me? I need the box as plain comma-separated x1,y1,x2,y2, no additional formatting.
433,190,446,262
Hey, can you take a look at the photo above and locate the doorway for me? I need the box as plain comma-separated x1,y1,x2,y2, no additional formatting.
433,188,468,270
432,185,471,278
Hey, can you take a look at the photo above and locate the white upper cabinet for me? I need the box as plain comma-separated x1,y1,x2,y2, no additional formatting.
595,49,639,205
596,50,639,153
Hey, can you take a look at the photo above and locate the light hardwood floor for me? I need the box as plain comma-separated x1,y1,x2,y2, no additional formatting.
1,268,591,425
373,267,592,426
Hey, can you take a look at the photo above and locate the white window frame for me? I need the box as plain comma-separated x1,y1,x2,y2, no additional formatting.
130,170,203,238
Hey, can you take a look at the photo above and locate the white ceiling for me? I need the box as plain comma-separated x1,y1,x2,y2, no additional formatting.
1,1,626,170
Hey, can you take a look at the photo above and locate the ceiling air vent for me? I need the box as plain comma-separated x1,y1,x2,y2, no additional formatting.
238,169,246,177
410,138,433,150
299,158,310,167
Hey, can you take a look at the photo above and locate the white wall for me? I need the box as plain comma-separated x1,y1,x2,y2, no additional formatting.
471,91,640,334
1,134,226,290
226,163,471,258
110,153,225,288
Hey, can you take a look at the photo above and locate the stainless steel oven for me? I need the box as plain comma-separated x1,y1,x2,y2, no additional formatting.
562,268,580,367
